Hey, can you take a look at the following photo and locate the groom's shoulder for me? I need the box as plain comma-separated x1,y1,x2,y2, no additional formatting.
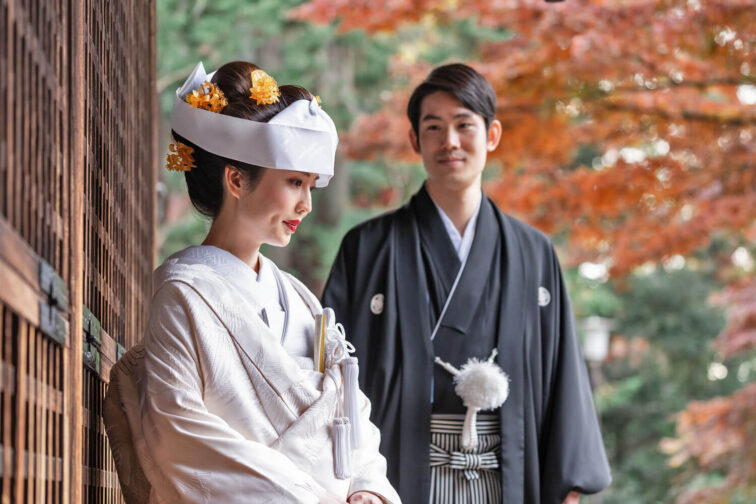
340,204,407,254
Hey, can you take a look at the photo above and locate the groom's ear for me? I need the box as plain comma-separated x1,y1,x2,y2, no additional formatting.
409,128,421,154
487,119,502,152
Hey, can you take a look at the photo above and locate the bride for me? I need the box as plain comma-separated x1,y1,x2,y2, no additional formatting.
104,61,399,504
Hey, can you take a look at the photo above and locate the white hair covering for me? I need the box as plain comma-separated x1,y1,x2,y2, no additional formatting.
170,62,338,188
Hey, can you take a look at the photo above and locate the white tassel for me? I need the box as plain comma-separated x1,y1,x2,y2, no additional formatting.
435,356,460,377
435,349,510,451
332,417,352,479
341,357,361,449
461,407,481,450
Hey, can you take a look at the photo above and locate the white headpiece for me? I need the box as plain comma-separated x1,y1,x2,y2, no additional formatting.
170,62,338,188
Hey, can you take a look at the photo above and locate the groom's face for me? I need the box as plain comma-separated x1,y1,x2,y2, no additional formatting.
409,91,501,192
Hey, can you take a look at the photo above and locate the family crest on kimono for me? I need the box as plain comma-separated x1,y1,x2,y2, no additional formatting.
322,63,612,504
103,61,399,504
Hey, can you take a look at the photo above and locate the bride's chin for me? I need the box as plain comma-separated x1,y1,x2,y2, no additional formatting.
269,235,291,248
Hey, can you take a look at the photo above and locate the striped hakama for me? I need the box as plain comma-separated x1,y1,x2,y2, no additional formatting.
429,413,502,504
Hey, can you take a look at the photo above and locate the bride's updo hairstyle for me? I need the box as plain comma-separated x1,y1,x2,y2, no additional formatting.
171,61,313,219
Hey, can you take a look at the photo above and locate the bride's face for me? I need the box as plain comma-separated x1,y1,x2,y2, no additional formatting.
237,168,317,247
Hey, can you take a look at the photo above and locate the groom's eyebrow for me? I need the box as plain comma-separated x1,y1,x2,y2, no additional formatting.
421,112,473,121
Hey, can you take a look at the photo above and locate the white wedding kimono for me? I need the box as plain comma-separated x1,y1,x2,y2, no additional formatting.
104,246,400,504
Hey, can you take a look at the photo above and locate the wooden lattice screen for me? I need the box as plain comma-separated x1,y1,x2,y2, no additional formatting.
0,0,157,502
80,0,155,501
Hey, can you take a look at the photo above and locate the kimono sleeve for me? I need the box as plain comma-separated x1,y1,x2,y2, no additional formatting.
539,247,612,503
348,390,401,504
139,282,328,504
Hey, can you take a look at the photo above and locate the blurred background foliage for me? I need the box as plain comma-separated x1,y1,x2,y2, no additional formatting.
156,1,756,502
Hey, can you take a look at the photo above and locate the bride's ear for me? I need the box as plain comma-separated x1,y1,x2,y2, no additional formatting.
224,165,244,199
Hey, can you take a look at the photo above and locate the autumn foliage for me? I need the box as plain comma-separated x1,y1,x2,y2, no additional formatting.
292,0,756,500
295,0,754,270
664,382,756,502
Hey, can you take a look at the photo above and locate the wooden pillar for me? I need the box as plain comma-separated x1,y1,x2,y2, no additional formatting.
67,0,85,500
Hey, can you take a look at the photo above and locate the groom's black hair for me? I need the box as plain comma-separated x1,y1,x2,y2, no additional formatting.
407,63,497,140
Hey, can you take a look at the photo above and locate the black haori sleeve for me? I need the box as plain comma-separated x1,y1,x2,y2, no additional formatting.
538,246,612,502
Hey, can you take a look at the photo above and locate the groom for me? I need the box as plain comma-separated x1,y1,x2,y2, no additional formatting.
323,63,611,503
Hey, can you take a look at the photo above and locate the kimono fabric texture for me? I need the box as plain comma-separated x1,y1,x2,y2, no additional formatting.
322,185,612,504
103,246,400,504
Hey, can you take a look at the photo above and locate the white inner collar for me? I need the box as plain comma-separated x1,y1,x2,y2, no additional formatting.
430,195,481,263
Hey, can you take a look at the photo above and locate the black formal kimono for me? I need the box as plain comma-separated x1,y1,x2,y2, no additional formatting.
322,185,611,503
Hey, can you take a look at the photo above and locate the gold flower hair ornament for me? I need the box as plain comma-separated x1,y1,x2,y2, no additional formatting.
166,140,196,172
249,69,281,105
185,80,228,113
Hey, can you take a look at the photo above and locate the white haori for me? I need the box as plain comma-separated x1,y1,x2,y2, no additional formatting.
104,246,399,504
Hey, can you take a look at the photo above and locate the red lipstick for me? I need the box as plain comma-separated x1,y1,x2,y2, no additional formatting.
283,220,301,232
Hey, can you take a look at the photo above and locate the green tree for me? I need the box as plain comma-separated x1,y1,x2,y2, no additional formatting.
596,268,747,503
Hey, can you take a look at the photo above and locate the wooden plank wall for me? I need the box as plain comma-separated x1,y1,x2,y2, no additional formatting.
0,0,157,502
